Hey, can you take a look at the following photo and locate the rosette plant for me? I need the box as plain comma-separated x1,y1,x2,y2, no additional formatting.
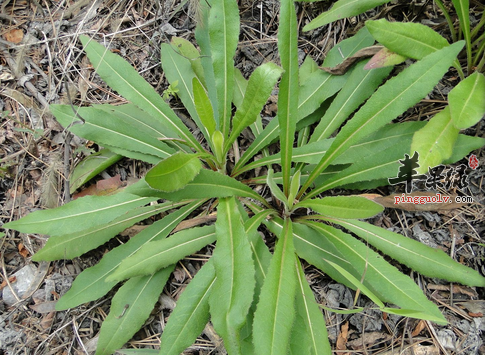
5,0,485,354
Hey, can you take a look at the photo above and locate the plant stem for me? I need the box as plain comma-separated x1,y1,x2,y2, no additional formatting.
434,0,457,42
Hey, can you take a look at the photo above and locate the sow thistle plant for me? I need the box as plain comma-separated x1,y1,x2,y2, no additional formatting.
5,0,485,354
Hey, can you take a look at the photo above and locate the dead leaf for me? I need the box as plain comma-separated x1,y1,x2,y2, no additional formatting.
347,332,391,350
364,47,407,70
0,276,17,290
411,319,426,337
336,321,349,351
379,345,440,355
369,192,468,212
29,301,57,314
40,311,56,330
18,242,30,257
4,28,24,43
320,46,383,75
73,174,123,199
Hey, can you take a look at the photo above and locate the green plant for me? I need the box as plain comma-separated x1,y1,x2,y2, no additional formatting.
4,0,485,354
303,0,485,174
303,0,485,75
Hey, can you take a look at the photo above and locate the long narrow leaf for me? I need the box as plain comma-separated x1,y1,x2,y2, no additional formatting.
55,201,200,310
310,61,392,142
32,204,168,261
4,192,155,236
292,260,331,355
209,0,239,137
303,0,391,31
79,36,203,152
253,218,297,354
95,267,174,355
126,170,267,205
225,63,283,152
107,225,216,282
277,0,299,195
233,27,375,175
210,197,256,354
329,219,485,287
301,41,464,200
451,0,471,72
159,261,216,355
51,105,175,160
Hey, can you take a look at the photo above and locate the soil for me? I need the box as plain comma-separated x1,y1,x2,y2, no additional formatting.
1,0,484,354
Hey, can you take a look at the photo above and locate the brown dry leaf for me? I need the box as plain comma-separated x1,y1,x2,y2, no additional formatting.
379,345,440,355
412,319,427,337
73,174,123,199
336,321,349,351
18,242,30,257
120,225,148,238
172,214,218,233
40,311,56,330
347,332,391,350
369,192,468,212
4,28,24,43
320,46,383,75
0,276,17,290
29,301,57,314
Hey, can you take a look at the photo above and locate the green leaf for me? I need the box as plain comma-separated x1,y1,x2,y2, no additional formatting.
443,134,485,165
146,152,202,192
4,192,155,236
117,350,159,355
209,0,239,137
335,121,425,164
51,105,175,160
266,168,289,206
329,219,485,287
253,218,297,355
55,201,199,310
323,26,376,68
193,77,216,139
160,41,201,133
70,149,122,191
411,107,459,174
210,197,256,354
296,221,447,323
79,35,203,152
364,47,407,70
288,170,301,207
107,225,216,282
233,67,248,109
225,62,283,152
292,259,331,355
451,0,471,72
171,36,206,87
314,139,414,191
365,19,450,59
449,72,485,129
32,204,167,261
301,41,464,200
126,170,266,204
277,0,299,195
233,27,375,175
159,260,216,355
310,61,392,142
303,0,391,31
194,0,219,123
295,196,384,219
95,267,173,355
